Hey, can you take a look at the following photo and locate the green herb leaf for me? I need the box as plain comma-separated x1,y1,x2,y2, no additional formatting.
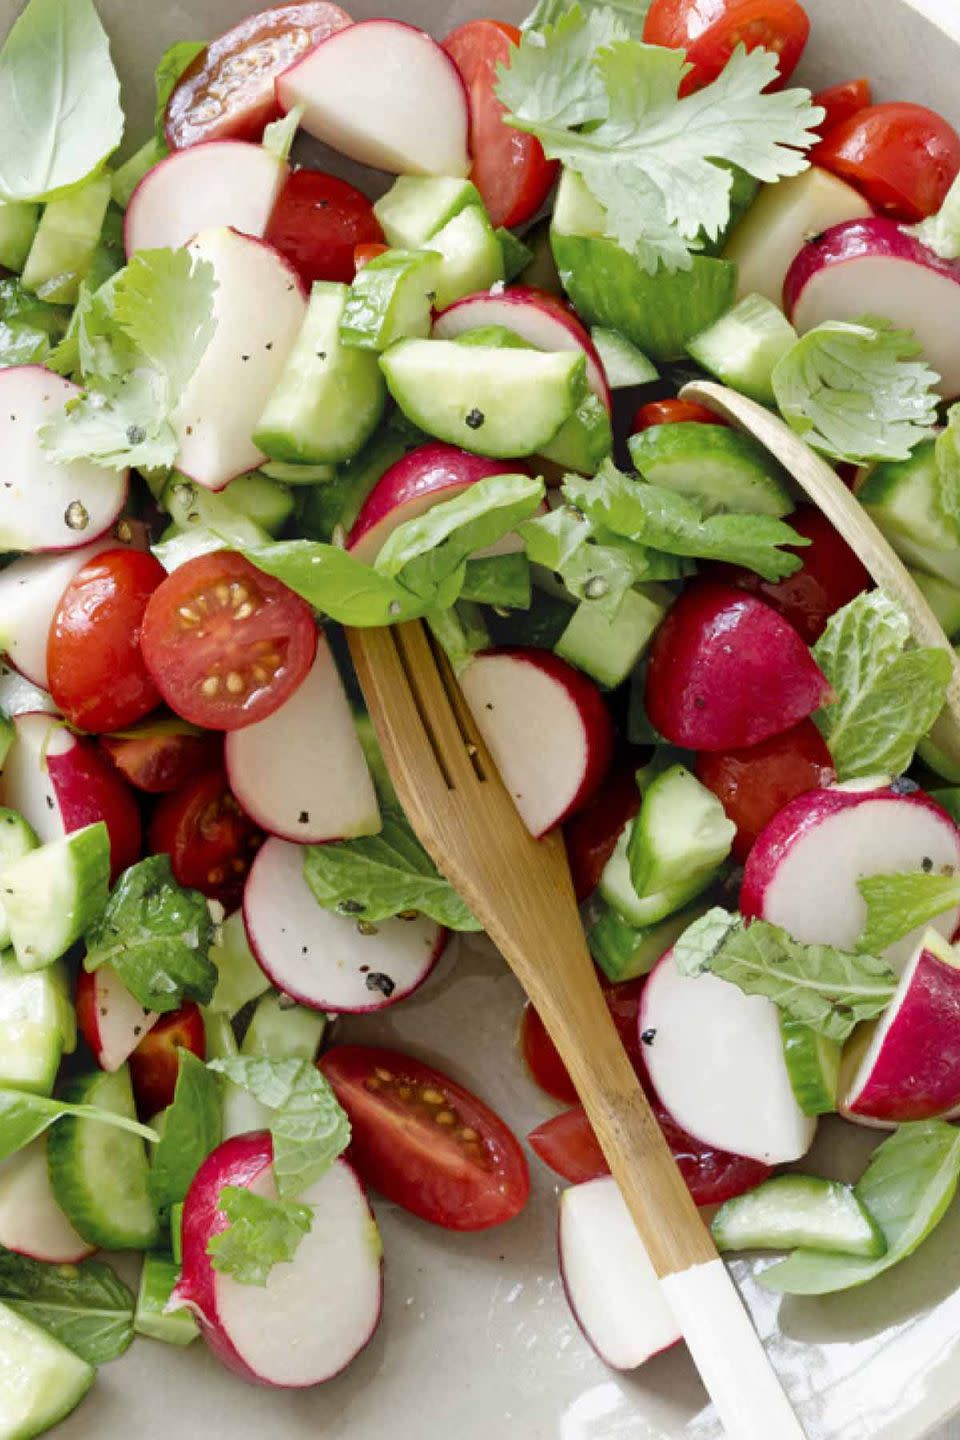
459,553,531,609
148,1051,222,1223
241,541,439,625
934,403,960,544
206,1058,351,1199
812,591,952,780
771,318,940,463
0,1248,135,1364
0,277,70,369
0,1089,157,1164
856,872,960,956
153,41,205,141
84,855,216,1013
761,1120,960,1294
906,172,960,262
523,0,651,38
262,105,303,162
426,601,491,672
112,249,218,393
304,805,480,929
206,1186,313,1287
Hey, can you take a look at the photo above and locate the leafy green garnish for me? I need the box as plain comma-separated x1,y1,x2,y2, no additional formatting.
812,591,952,780
459,553,531,610
148,1051,222,1224
263,106,303,163
906,171,960,262
303,805,480,930
497,12,821,273
427,601,491,672
84,855,216,1014
771,318,940,463
153,41,205,141
673,908,897,1042
0,1248,135,1364
523,0,651,37
856,872,960,956
934,403,960,544
242,541,436,625
0,1089,157,1165
207,1187,313,1287
0,277,70,369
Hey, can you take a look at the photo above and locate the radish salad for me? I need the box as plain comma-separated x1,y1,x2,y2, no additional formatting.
2,0,960,1425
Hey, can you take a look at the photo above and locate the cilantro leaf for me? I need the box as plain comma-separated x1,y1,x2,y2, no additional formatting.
856,872,960,956
112,249,217,393
906,172,960,262
523,0,651,39
0,1248,134,1364
148,1051,222,1224
771,318,940,463
812,591,952,780
0,277,70,370
153,41,205,141
206,1187,313,1287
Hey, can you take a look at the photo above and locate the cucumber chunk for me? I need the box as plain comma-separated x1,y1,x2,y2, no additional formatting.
539,392,613,474
599,819,710,927
589,898,712,983
260,460,335,486
628,764,735,899
497,227,534,284
135,1254,198,1346
781,1018,841,1117
686,293,797,407
590,328,658,389
0,809,38,951
221,472,295,535
555,584,669,689
552,168,607,238
3,824,110,972
711,1175,887,1257
858,441,952,553
254,281,386,465
0,202,39,274
381,338,585,458
373,176,483,250
299,430,409,543
170,1203,185,1266
909,568,960,639
47,1066,158,1251
209,909,270,1017
0,955,69,1096
111,138,164,210
162,475,274,551
21,175,112,304
628,422,794,517
241,991,326,1061
341,248,441,351
0,1299,93,1439
429,205,504,310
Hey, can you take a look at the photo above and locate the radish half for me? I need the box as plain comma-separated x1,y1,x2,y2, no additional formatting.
75,965,158,1073
225,635,380,844
0,1139,95,1265
639,949,817,1165
124,142,288,257
276,20,469,177
0,368,128,552
559,1176,680,1371
741,778,960,971
243,837,445,1012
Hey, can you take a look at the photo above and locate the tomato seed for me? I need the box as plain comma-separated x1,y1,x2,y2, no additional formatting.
421,1088,444,1105
435,1111,456,1126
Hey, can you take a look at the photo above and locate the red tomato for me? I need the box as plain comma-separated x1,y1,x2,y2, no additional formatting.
814,102,960,221
563,750,645,903
165,2,352,149
643,0,809,96
521,977,648,1103
140,552,317,732
353,242,389,271
442,20,557,229
705,503,872,644
148,771,264,910
129,1003,206,1118
696,718,835,862
265,170,384,287
630,398,728,435
47,549,166,734
319,1045,530,1230
100,728,223,794
54,740,142,883
528,1103,771,1204
812,78,871,135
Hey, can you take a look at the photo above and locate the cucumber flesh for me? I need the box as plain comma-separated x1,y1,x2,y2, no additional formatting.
0,955,68,1096
628,422,794,517
589,897,712,983
3,824,111,972
203,1009,273,1140
0,809,38,950
909,568,960,639
260,460,335,486
590,328,658,389
373,176,483,250
209,909,270,1017
686,293,797,407
162,475,273,551
0,1299,94,1439
220,472,294,535
538,392,613,474
599,819,710,927
552,168,608,239
711,1175,887,1257
111,138,163,210
0,202,39,274
152,527,226,574
858,442,953,553
21,175,112,304
241,990,326,1061
555,584,669,689
429,205,504,310
340,248,441,351
916,734,960,786
497,227,534,283
781,1018,841,1117
135,1254,198,1346
628,764,735,898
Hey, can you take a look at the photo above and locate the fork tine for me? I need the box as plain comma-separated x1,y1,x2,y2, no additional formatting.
347,625,452,796
392,622,486,790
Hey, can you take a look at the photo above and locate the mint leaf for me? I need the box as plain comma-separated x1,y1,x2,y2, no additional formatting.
207,1187,312,1287
84,855,216,1013
242,541,439,626
671,905,743,975
856,872,960,956
906,172,960,262
0,1249,134,1364
0,1090,157,1164
935,404,960,544
761,1120,960,1295
303,805,481,930
206,1058,350,1199
772,318,940,463
148,1050,222,1223
812,591,952,780
153,41,205,141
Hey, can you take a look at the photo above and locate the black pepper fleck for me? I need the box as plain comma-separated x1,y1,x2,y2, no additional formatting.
465,408,485,430
298,810,310,824
641,1028,657,1046
365,972,396,997
922,855,934,872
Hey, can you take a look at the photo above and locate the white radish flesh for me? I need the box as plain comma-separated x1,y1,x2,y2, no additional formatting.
85,965,158,1073
124,143,287,257
0,1140,95,1264
0,664,56,717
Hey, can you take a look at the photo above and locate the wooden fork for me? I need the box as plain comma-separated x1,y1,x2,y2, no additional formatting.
347,619,807,1440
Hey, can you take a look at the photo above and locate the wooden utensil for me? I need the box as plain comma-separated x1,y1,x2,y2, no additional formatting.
347,619,807,1440
682,378,960,765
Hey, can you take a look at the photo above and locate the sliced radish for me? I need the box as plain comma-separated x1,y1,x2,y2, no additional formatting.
432,287,611,408
243,837,445,1012
0,368,128,552
173,1133,382,1386
225,635,380,844
559,1176,680,1371
75,965,158,1073
276,20,469,177
639,948,817,1165
741,779,960,971
0,664,55,717
172,229,307,491
0,1139,95,1264
124,142,288,258
784,217,960,397
460,647,614,837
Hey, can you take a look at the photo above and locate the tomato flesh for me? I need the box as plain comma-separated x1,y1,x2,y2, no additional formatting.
812,78,871,135
100,728,224,794
265,170,384,287
353,242,389,272
563,750,645,903
140,552,318,732
320,1045,529,1230
630,398,728,435
129,1003,206,1117
442,20,557,229
814,101,960,221
643,0,810,95
148,770,264,911
165,1,352,149
521,977,649,1103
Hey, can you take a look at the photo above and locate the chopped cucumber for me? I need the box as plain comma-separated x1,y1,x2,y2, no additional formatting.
552,168,607,238
260,460,335,485
373,176,483,250
429,205,504,310
930,788,960,825
0,1299,94,1439
21,174,112,304
3,824,110,972
135,1254,198,1346
255,281,386,464
882,531,960,586
0,809,38,950
599,819,710,927
341,248,441,351
0,202,39,274
910,568,960,639
628,764,735,899
916,734,960,786
162,474,276,551
589,897,712,983
221,472,295,535
858,441,953,554
47,1066,159,1251
711,1175,887,1258
381,338,585,458
686,294,797,407
111,138,163,210
628,422,794,517
555,584,669,689
241,991,326,1061
781,1018,841,1117
204,1010,273,1140
590,328,658,389
299,430,410,543
170,1203,185,1266
497,227,534,283
0,954,69,1096
539,392,613,473
209,909,270,1017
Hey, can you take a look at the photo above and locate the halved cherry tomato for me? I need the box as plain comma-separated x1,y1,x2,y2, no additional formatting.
442,20,558,229
319,1044,530,1230
812,78,871,136
643,0,810,96
563,750,645,903
129,1003,206,1118
353,242,389,271
148,770,264,910
696,718,835,862
100,728,224,794
521,977,648,1103
814,102,960,221
265,170,384,287
165,1,352,149
528,1103,772,1204
704,503,872,644
630,397,728,435
47,549,166,734
140,552,317,732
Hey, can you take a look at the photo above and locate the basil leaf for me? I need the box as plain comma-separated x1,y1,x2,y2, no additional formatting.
207,1187,313,1287
0,1090,157,1164
148,1051,222,1224
242,541,436,625
459,553,531,609
0,1248,134,1364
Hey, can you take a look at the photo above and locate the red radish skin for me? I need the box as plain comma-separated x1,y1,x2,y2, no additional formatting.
563,750,646,903
645,582,831,752
124,142,287,258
